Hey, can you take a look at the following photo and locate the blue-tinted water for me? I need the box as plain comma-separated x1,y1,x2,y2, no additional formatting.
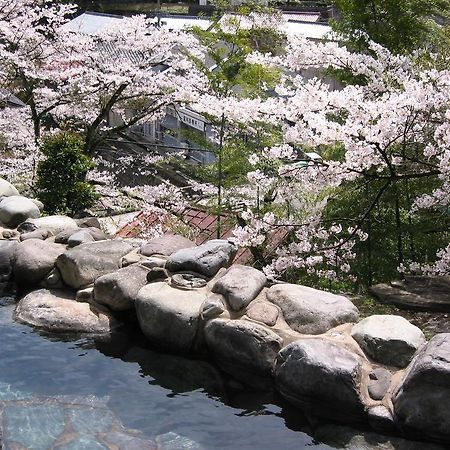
0,296,443,450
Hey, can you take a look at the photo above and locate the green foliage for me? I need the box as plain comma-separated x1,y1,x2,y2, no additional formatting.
330,0,450,54
36,132,97,215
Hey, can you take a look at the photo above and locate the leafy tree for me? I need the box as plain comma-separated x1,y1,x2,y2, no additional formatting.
36,132,97,215
330,0,450,53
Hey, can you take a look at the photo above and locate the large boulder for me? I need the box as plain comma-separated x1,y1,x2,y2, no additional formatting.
0,240,18,282
166,239,237,278
370,276,450,311
21,215,78,235
56,240,134,289
267,284,359,334
0,178,19,197
275,339,365,421
14,289,119,334
351,315,425,368
135,282,207,353
204,319,283,389
392,333,450,443
211,264,266,311
13,239,66,285
94,264,149,311
0,196,40,228
140,234,196,257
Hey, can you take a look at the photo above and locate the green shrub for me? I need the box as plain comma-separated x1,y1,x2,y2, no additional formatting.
36,133,98,215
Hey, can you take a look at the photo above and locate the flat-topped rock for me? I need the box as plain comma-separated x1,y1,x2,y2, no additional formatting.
370,276,450,311
275,339,365,421
351,315,425,368
212,264,266,311
267,284,359,334
13,239,66,285
135,282,207,353
56,240,134,289
14,289,119,334
205,319,283,389
94,264,149,311
393,333,450,444
140,234,196,257
166,239,237,278
0,196,40,228
21,215,78,235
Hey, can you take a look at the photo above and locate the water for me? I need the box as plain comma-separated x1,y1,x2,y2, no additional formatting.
0,296,444,450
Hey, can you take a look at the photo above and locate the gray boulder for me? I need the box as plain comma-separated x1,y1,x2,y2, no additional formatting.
0,178,19,197
135,282,207,353
211,264,266,311
351,315,425,368
19,229,52,241
199,294,226,320
370,276,450,312
275,339,365,421
0,196,40,228
56,240,134,289
14,289,119,334
22,215,78,235
13,239,66,285
166,239,237,278
393,333,450,443
67,229,95,247
246,301,279,327
0,240,18,282
205,319,283,389
267,284,359,334
140,234,196,257
368,367,392,401
94,264,149,311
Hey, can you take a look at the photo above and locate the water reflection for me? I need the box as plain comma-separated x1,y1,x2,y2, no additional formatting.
0,298,444,449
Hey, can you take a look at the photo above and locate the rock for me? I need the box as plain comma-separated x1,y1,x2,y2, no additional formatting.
170,272,208,289
76,287,94,304
141,256,166,269
2,229,18,239
67,229,95,247
368,368,392,400
94,265,149,311
0,240,18,282
205,319,283,389
393,333,450,443
14,289,120,334
121,248,141,267
147,267,169,282
267,284,359,335
19,228,52,241
30,198,44,211
13,239,66,285
351,315,425,368
370,276,450,311
140,234,196,257
246,301,279,326
16,221,38,233
368,405,397,434
166,239,237,278
275,339,365,421
41,267,65,289
155,432,204,450
22,215,78,235
0,196,40,228
211,264,266,311
135,282,207,353
0,177,19,197
199,294,225,320
76,216,101,229
56,240,134,289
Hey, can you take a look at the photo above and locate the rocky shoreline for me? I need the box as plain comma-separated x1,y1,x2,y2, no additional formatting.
1,177,450,446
